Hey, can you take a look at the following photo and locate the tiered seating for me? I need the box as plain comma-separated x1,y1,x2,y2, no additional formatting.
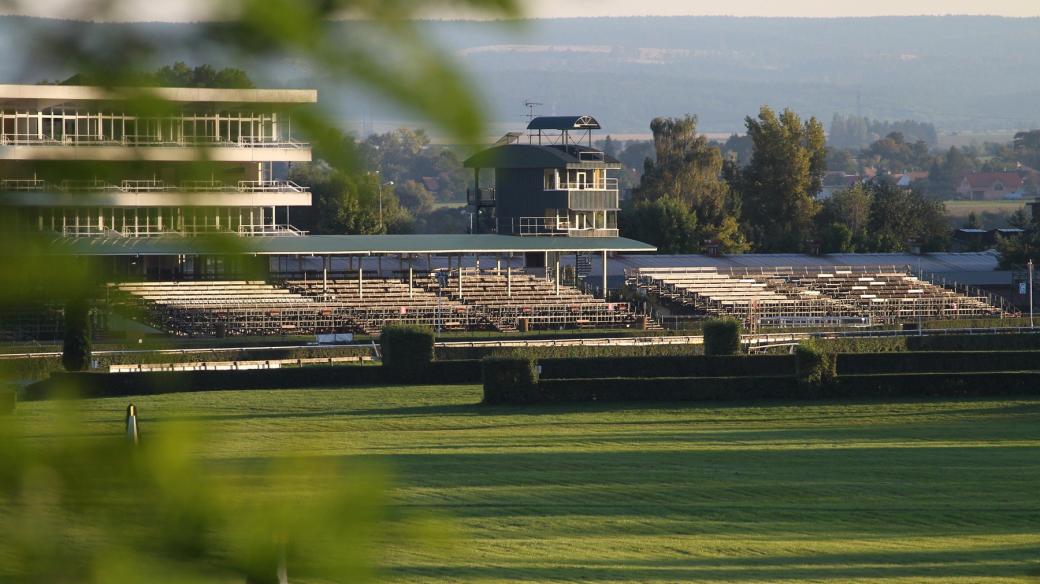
423,268,639,331
630,266,1004,328
633,267,848,324
112,281,352,336
284,276,474,333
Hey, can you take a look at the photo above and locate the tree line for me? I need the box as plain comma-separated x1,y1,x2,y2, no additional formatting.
620,107,953,255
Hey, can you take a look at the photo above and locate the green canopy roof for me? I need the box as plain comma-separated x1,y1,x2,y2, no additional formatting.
45,234,656,256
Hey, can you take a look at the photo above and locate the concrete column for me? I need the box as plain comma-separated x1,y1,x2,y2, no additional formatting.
358,261,364,299
458,257,463,297
507,265,512,297
408,264,414,298
602,250,608,300
377,255,382,277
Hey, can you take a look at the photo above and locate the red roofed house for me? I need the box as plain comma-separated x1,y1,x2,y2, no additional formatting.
956,172,1026,200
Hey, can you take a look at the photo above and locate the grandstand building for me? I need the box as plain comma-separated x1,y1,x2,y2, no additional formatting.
464,115,620,237
0,84,315,238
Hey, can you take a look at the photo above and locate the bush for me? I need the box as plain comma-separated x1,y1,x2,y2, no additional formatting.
1,388,15,413
538,355,795,380
380,325,434,382
795,341,836,385
482,357,539,404
815,336,907,353
703,319,742,356
62,297,92,372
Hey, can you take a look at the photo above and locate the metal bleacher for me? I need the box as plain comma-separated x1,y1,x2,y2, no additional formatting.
629,265,1005,328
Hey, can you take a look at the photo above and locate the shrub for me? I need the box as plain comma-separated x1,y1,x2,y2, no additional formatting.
1,388,15,413
436,343,704,361
703,318,742,356
535,376,801,403
482,357,539,404
380,325,435,382
794,341,836,386
836,350,1040,375
62,297,92,372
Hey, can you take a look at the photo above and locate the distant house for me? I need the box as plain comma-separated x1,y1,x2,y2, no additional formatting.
888,171,929,189
819,171,860,199
956,172,1026,200
421,176,440,192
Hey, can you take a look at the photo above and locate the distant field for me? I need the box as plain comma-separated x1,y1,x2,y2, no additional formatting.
944,200,1026,229
15,386,1040,583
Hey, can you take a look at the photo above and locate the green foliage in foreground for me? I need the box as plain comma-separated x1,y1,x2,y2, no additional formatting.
10,386,1040,583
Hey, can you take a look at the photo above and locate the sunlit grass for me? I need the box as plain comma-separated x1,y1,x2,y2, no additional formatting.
14,387,1040,583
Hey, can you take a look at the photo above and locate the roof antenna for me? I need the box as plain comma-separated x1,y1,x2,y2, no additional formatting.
523,99,543,123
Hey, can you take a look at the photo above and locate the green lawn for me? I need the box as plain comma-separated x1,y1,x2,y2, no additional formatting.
14,386,1040,583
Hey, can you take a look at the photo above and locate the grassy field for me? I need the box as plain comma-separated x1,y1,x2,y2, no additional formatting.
14,385,1040,583
944,200,1027,229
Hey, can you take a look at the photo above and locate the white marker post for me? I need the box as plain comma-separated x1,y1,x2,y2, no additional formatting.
125,403,139,444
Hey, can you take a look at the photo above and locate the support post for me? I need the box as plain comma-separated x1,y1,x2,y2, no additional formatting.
507,264,512,297
555,252,560,296
377,255,383,277
409,264,414,298
1030,258,1034,328
358,261,364,299
322,255,329,298
602,250,608,300
458,257,463,297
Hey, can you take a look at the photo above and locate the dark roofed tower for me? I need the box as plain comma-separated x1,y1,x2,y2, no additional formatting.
464,115,620,237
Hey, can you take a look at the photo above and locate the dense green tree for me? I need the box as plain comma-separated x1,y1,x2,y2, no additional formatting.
817,184,872,250
395,180,435,215
861,132,932,173
634,116,746,252
618,197,700,254
738,106,826,252
721,134,754,167
997,226,1040,269
927,146,976,198
866,182,949,252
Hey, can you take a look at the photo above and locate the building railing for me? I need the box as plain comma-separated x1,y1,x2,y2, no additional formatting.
546,178,618,191
0,134,309,148
59,223,308,238
517,217,618,238
1,179,310,194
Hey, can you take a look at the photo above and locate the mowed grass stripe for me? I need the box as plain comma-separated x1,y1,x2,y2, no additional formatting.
14,386,1040,583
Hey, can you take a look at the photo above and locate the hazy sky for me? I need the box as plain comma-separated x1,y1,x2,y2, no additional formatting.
2,0,1039,21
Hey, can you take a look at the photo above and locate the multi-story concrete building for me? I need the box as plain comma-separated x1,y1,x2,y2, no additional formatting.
464,115,620,237
0,84,316,237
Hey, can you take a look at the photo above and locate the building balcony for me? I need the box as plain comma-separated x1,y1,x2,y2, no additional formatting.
517,216,618,238
467,186,496,207
0,179,312,207
60,223,308,238
0,136,311,162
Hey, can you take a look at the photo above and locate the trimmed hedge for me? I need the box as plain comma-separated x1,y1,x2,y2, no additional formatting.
795,341,836,385
514,371,1040,404
538,355,794,380
836,350,1040,375
482,357,539,404
24,359,481,400
907,333,1040,351
535,376,801,403
380,325,435,382
437,343,704,361
1,388,15,413
703,319,742,356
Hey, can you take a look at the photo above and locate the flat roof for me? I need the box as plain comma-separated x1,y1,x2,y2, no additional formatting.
44,234,656,256
0,84,317,104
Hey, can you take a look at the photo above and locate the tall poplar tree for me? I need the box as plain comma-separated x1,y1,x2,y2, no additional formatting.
739,106,826,252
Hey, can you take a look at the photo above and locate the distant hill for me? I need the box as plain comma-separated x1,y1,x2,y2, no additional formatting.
2,15,1038,136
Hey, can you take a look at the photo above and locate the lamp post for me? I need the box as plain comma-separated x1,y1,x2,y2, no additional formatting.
380,180,393,232
1029,258,1034,328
